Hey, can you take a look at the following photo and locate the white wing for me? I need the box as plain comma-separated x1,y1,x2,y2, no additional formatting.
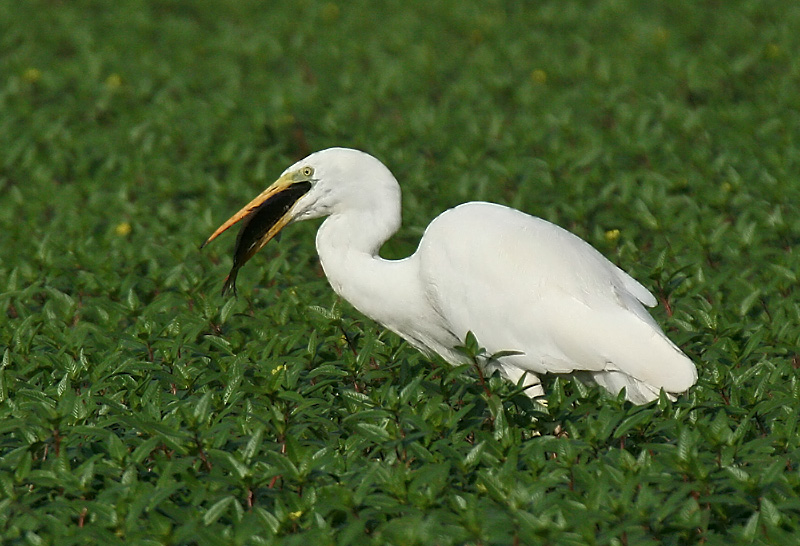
417,202,696,401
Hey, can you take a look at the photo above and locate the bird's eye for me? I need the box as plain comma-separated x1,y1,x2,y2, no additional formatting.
301,167,314,177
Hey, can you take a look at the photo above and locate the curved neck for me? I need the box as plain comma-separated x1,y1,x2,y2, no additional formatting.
315,204,417,326
312,189,459,359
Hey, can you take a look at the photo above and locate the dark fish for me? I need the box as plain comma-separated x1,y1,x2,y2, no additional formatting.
222,181,312,296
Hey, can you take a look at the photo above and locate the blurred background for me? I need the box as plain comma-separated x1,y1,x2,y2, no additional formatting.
2,1,798,283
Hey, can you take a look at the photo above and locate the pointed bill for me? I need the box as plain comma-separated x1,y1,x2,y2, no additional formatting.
202,173,312,296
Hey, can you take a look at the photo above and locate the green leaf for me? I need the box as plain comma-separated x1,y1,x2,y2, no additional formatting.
219,297,237,324
219,451,250,480
742,511,759,542
131,436,162,464
203,496,235,526
760,497,782,527
193,392,213,424
107,432,127,462
354,423,392,443
463,441,485,468
243,428,263,461
56,373,70,398
614,408,653,438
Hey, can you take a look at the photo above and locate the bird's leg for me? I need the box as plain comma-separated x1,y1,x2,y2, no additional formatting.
524,379,545,399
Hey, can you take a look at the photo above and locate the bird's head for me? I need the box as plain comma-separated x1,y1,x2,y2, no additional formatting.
201,147,399,296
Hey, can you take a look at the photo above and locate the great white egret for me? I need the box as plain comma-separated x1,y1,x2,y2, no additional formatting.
202,148,697,404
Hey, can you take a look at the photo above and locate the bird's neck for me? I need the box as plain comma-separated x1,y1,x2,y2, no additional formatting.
313,195,459,360
317,206,399,258
315,206,413,325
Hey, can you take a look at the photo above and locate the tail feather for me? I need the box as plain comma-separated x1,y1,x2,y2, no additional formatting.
546,299,697,402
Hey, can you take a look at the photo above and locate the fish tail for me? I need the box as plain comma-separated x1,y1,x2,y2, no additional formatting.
221,268,239,298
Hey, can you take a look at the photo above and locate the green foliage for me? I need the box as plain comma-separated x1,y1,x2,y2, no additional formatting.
2,0,800,544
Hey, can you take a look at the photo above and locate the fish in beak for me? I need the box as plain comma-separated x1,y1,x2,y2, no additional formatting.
201,174,312,296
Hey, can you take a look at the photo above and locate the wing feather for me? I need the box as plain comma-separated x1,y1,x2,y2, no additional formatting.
418,202,695,395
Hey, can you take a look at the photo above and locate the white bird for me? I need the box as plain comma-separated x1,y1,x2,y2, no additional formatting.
202,148,697,404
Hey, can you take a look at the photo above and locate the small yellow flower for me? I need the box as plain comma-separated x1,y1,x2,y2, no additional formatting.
276,113,296,127
531,69,547,84
321,3,339,22
105,73,123,89
115,222,132,236
604,229,620,243
271,364,286,376
288,510,302,520
765,43,781,59
22,68,41,84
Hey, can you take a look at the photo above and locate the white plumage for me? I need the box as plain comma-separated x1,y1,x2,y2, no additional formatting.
204,147,697,404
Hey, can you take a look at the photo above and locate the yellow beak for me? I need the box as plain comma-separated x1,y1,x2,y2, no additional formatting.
202,172,312,296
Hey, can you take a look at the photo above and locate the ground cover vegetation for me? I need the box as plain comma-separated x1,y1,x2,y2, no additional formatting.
1,0,800,544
